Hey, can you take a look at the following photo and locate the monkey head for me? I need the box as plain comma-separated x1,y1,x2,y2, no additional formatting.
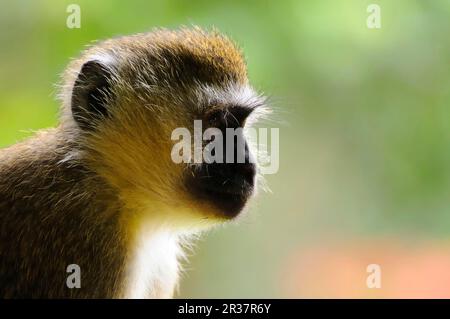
60,28,268,229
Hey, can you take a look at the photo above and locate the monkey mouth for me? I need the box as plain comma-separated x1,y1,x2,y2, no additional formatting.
187,163,256,218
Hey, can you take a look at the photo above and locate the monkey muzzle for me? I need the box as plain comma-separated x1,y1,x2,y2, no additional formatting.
186,106,257,218
187,135,256,218
188,161,256,218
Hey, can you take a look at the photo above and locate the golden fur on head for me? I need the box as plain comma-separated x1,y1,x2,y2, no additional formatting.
60,27,247,118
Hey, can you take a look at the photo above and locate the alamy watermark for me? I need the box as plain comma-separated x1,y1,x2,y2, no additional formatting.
171,120,279,175
66,264,81,289
366,263,382,289
367,4,381,29
66,4,81,29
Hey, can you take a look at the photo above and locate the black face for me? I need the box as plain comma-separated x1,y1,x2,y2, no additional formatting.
187,106,257,218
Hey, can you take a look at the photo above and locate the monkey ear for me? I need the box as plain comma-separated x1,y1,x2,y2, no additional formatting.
71,60,114,130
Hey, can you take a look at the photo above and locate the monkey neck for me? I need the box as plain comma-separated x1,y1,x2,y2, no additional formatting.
117,200,192,298
0,127,184,298
63,127,189,298
65,126,187,298
121,223,182,298
61,127,186,298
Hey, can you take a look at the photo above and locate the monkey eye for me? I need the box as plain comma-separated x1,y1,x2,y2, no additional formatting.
205,106,254,128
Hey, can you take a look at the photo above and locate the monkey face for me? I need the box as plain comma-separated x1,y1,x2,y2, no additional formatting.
65,28,268,225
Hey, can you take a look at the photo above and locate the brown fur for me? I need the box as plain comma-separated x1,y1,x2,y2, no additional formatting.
0,27,258,298
0,129,127,297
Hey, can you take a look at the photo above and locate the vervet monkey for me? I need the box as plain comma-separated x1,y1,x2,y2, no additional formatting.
0,27,268,298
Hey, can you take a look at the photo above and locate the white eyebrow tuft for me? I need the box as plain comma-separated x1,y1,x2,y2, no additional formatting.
197,83,267,111
87,52,116,67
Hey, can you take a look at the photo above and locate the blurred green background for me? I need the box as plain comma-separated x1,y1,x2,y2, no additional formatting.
1,0,449,298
